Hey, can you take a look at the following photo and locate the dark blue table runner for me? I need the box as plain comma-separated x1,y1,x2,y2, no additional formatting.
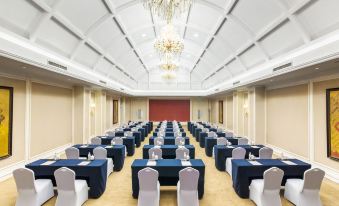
143,145,195,159
149,136,190,145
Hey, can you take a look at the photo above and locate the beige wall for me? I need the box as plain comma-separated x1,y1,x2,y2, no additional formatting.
226,95,233,130
130,98,148,121
313,78,339,170
30,83,73,156
191,98,209,121
266,84,309,158
0,76,26,168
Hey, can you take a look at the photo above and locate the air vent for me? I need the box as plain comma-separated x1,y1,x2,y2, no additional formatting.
272,62,292,72
215,88,219,92
99,80,107,84
233,81,240,85
47,61,67,70
120,88,125,91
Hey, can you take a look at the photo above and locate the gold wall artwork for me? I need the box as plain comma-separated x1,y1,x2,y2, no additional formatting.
327,88,339,160
113,100,118,124
0,86,13,159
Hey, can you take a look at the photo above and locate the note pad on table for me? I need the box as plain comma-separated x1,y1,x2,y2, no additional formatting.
80,145,88,148
227,146,234,148
282,160,297,165
78,161,91,166
181,161,192,166
248,160,262,165
147,160,157,166
105,146,113,149
41,161,56,166
251,146,260,148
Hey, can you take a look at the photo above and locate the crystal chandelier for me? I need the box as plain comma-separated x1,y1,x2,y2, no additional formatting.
159,62,178,71
154,24,184,60
162,71,176,80
143,0,193,23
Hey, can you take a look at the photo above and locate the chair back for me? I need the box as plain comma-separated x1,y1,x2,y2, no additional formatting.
106,131,115,136
225,132,233,137
91,137,101,145
154,137,164,146
217,128,224,133
208,132,216,138
13,168,36,191
202,128,209,133
232,147,246,159
93,147,107,159
112,137,123,145
148,147,162,159
138,167,159,191
175,137,185,145
263,167,284,191
238,138,249,145
302,168,325,191
176,147,190,159
124,131,133,137
217,137,228,145
65,147,80,159
259,147,273,159
54,167,76,191
179,167,199,191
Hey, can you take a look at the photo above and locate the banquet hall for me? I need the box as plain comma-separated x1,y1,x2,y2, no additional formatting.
0,0,338,205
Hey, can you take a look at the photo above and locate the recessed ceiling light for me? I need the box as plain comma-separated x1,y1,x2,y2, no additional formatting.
149,54,153,57
142,33,147,37
21,66,27,69
186,54,191,58
194,33,199,37
315,67,319,70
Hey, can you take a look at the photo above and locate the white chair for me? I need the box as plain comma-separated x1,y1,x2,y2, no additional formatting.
54,167,88,206
250,167,284,206
238,138,249,145
148,147,162,159
91,137,101,145
175,137,185,145
138,167,160,206
176,147,190,160
112,137,123,145
106,131,115,137
202,128,209,133
284,168,325,206
207,132,217,138
259,147,273,159
154,137,164,146
217,128,224,133
177,167,200,206
93,147,114,177
13,168,54,206
124,131,133,137
66,147,80,159
212,138,228,158
226,147,246,176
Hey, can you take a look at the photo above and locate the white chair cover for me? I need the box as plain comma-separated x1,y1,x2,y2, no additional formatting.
226,147,246,176
217,128,224,133
284,168,325,206
13,168,54,206
106,131,115,137
250,167,284,206
176,147,190,160
154,137,164,146
93,147,114,177
138,168,160,206
175,137,185,146
202,128,209,133
238,138,249,145
91,137,101,145
66,147,80,159
54,167,88,206
177,167,199,206
207,132,216,138
124,131,133,137
148,147,162,159
112,137,123,145
217,137,228,146
259,147,273,159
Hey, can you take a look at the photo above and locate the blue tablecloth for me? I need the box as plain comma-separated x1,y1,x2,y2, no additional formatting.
142,125,149,136
205,137,240,157
97,136,135,156
26,159,107,198
73,144,125,171
232,159,311,198
214,145,264,171
149,136,190,145
138,128,146,141
194,128,202,139
113,132,141,147
155,128,184,132
131,159,205,199
153,131,187,137
143,145,195,159
199,132,228,147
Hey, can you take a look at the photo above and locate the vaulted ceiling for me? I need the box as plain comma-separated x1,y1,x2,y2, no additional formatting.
0,0,339,93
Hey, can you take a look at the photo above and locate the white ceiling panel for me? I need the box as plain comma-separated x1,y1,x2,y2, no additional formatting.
239,45,266,69
205,0,231,8
0,0,43,37
260,21,304,58
74,43,100,68
208,38,234,60
226,59,245,76
117,3,152,30
189,3,223,32
89,18,122,50
57,0,108,34
106,37,132,59
295,0,339,39
232,0,284,35
95,58,113,76
185,27,209,45
130,27,155,45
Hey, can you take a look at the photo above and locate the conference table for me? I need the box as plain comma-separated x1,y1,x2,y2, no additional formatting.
114,131,141,147
73,144,125,171
149,136,190,145
131,159,205,199
26,159,107,198
153,131,187,137
97,136,135,156
199,132,229,147
142,145,195,159
205,137,241,157
214,145,265,171
232,159,311,198
155,128,184,132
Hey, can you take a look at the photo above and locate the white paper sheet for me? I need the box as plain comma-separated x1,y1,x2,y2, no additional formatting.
282,160,297,165
80,145,88,148
251,146,260,148
227,146,235,148
78,161,91,166
248,160,262,165
181,161,192,166
105,146,113,149
41,161,56,166
147,160,157,166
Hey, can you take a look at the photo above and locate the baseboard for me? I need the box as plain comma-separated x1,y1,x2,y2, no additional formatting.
0,143,71,182
266,144,339,183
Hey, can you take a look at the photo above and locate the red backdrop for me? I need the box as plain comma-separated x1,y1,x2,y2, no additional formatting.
149,100,190,121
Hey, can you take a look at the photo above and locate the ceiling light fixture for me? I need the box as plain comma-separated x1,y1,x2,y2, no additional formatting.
194,33,199,37
142,33,147,37
162,71,176,80
159,62,178,71
143,0,193,23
